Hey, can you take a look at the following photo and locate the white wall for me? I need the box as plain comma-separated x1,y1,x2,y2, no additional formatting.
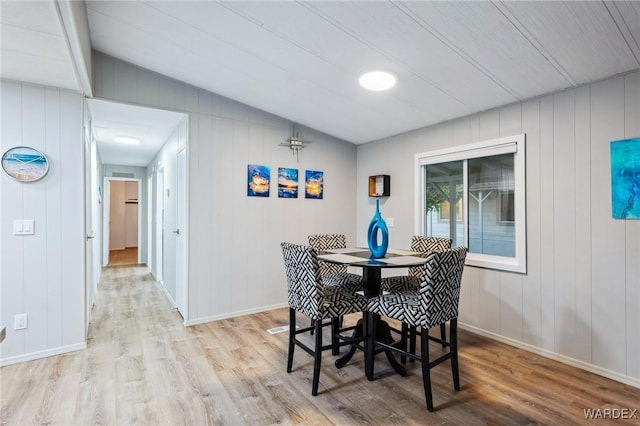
93,52,358,324
0,81,85,365
356,71,640,386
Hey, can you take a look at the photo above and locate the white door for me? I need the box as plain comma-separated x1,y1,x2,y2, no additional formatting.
176,147,187,317
147,175,153,272
83,124,95,335
155,168,164,282
162,166,177,305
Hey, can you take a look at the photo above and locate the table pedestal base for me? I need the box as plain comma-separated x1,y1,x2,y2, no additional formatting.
335,316,406,378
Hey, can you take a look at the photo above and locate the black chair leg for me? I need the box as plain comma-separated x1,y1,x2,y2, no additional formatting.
331,316,340,355
421,327,434,412
400,322,408,364
450,318,460,391
314,316,342,336
365,312,377,381
440,323,447,348
409,325,417,362
311,318,323,396
287,308,296,373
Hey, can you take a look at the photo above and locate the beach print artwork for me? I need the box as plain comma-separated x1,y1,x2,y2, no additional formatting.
305,170,323,199
247,164,270,197
278,168,298,198
611,137,640,219
2,146,49,182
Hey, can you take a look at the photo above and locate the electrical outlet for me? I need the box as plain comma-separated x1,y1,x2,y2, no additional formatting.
14,313,27,330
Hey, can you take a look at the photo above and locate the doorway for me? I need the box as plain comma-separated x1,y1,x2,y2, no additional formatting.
109,179,139,265
86,98,189,322
103,177,142,267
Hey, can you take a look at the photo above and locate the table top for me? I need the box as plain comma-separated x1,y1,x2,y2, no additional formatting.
318,247,427,268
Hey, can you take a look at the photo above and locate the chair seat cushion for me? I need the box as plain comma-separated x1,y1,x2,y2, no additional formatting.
381,275,420,294
322,273,363,291
367,293,424,327
320,286,368,320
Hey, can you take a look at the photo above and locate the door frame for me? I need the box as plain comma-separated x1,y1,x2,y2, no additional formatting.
83,118,94,336
176,146,188,319
154,167,165,283
102,176,142,266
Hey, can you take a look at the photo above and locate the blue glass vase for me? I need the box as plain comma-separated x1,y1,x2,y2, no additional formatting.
367,199,389,259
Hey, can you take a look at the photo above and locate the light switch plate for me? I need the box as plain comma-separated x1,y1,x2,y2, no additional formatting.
13,219,34,235
386,217,394,227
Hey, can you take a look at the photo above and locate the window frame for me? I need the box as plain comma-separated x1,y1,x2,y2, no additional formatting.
414,134,527,273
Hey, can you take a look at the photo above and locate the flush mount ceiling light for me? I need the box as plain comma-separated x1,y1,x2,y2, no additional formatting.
114,136,141,145
359,71,397,91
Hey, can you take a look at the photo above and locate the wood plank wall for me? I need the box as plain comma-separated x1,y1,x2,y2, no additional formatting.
0,82,85,363
356,71,640,386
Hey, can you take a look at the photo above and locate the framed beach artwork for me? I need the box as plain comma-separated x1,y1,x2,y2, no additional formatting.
278,168,298,198
247,164,270,197
305,170,324,199
611,137,640,219
2,146,49,182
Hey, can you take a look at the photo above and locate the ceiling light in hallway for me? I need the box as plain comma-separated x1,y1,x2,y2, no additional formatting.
114,136,141,145
359,71,397,91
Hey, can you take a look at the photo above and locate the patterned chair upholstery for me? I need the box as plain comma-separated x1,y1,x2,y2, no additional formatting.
381,236,453,356
381,236,452,293
308,234,363,289
365,246,467,411
281,242,367,396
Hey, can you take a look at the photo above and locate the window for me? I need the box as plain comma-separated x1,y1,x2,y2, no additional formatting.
499,191,515,223
415,134,526,273
438,200,463,222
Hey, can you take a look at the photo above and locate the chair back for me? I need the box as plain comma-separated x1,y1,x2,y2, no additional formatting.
281,242,324,320
418,246,467,328
308,234,349,277
408,236,453,278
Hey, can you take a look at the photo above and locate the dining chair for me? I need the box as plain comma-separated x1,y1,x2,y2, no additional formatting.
381,236,452,293
281,242,367,396
381,236,453,356
365,246,468,411
308,234,364,335
308,234,363,287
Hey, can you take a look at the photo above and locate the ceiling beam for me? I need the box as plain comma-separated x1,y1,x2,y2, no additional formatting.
55,0,93,96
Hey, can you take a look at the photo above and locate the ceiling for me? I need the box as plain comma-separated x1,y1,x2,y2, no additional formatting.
2,1,640,165
86,98,186,166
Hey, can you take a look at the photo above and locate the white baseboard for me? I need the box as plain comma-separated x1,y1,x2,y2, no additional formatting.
158,281,177,308
184,302,288,326
459,322,640,389
0,342,87,367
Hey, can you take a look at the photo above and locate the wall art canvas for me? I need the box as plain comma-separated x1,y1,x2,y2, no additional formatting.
611,137,640,219
278,168,298,198
305,170,324,199
247,164,270,197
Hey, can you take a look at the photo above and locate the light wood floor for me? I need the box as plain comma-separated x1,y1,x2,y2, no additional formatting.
108,247,138,266
2,265,639,425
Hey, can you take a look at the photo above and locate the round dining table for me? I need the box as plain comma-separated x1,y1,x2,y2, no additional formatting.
317,247,428,379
